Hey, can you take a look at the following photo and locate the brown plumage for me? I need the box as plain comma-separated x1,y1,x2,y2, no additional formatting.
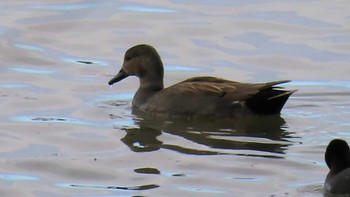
108,44,296,117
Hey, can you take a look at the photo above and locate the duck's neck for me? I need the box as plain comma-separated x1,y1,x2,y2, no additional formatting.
132,77,164,109
329,159,350,176
139,77,164,90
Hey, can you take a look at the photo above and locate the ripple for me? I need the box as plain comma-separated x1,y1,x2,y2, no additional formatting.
8,66,55,74
0,144,59,158
161,171,191,177
62,57,109,66
95,93,134,102
0,83,27,89
289,181,324,196
235,11,339,28
133,167,192,177
225,176,265,182
134,167,161,175
11,115,107,128
31,3,96,10
211,32,350,62
316,34,350,43
287,80,350,89
56,182,159,191
178,186,226,194
0,83,49,93
70,132,108,140
14,43,44,51
120,5,177,13
0,174,40,181
13,116,87,124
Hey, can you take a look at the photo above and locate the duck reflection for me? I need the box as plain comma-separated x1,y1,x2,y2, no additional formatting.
115,110,294,158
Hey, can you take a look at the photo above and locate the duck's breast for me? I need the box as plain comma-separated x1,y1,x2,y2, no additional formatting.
325,168,350,195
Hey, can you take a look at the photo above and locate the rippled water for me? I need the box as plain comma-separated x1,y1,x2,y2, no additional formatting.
1,1,350,196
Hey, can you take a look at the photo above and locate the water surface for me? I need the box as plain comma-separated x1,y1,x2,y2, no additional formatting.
1,1,350,196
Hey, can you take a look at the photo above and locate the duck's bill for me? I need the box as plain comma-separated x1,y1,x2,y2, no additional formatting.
108,69,129,85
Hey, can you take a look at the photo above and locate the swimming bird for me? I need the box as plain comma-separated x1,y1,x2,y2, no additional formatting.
324,139,350,195
108,44,295,117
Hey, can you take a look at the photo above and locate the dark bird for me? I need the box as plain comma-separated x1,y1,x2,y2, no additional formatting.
108,44,296,117
324,139,350,195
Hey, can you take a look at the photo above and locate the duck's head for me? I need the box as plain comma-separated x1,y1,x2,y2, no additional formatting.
108,44,164,86
325,139,350,172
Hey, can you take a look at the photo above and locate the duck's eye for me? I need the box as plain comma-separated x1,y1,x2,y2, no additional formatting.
125,55,132,61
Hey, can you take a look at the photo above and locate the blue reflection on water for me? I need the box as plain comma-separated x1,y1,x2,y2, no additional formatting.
10,115,120,129
165,65,201,71
96,93,134,102
8,67,55,74
11,115,108,128
14,43,44,51
32,3,95,10
0,83,27,89
120,5,177,13
112,118,136,129
12,115,90,125
0,174,40,181
286,80,350,88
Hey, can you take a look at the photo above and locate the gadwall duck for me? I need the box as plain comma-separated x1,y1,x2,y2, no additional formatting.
324,139,350,195
108,44,296,117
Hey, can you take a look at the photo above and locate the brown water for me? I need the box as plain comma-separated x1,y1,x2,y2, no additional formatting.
1,1,350,196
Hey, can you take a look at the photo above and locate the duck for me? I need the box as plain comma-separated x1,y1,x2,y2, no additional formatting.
324,139,350,195
108,44,296,117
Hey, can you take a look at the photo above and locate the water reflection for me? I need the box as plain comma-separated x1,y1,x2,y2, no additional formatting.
194,32,350,62
235,11,338,28
8,66,55,74
14,43,44,51
120,5,177,13
0,173,40,181
113,110,294,158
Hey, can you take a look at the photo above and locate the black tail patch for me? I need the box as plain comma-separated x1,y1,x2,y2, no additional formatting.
246,88,294,115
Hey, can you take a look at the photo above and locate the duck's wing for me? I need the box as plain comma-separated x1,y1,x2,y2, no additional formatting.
173,77,291,101
145,77,294,115
165,77,295,115
171,80,238,98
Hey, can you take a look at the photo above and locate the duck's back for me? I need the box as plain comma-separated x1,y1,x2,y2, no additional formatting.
137,77,294,117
